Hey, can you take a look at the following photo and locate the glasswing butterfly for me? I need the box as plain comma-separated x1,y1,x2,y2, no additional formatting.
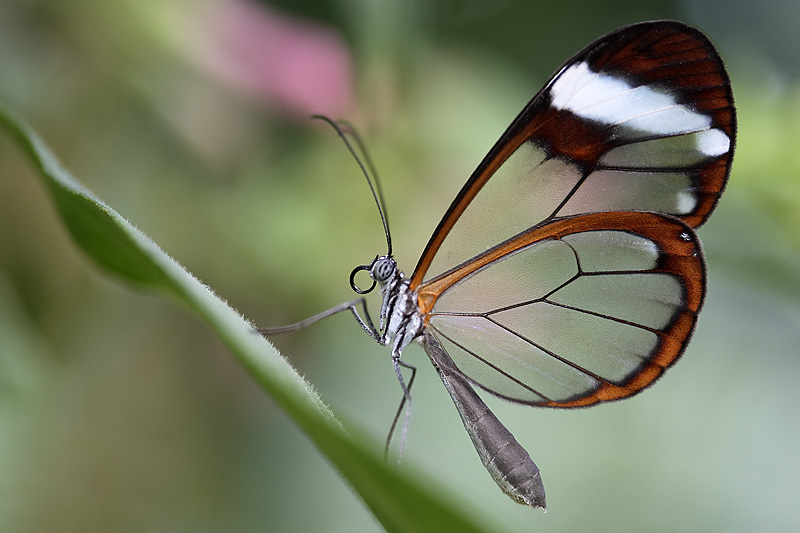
261,20,736,510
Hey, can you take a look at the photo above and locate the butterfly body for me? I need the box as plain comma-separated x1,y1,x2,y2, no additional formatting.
362,255,548,507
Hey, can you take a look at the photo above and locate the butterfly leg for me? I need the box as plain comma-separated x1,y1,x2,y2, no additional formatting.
258,298,382,341
385,357,417,460
349,298,382,341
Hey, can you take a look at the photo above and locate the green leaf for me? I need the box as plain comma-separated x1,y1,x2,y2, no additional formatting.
0,106,492,533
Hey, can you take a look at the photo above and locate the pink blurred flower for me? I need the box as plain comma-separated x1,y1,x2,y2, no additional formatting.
196,0,354,117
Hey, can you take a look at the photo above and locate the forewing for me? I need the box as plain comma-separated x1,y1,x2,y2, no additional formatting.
410,21,734,288
417,212,704,407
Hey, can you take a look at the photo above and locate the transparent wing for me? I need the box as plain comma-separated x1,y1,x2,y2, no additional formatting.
410,21,735,288
417,211,704,407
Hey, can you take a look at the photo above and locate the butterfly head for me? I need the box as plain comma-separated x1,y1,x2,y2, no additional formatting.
349,255,398,294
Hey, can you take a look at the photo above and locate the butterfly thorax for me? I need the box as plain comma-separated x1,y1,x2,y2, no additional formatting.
369,256,424,356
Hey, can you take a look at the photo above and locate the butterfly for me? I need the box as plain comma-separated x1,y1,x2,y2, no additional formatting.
261,20,736,510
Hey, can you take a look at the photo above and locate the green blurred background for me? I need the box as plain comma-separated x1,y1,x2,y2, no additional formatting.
1,0,799,531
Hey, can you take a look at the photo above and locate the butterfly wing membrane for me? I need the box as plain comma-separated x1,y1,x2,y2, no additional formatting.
418,211,704,407
410,21,734,288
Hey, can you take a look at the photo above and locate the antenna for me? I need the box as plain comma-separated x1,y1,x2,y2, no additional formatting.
312,115,393,256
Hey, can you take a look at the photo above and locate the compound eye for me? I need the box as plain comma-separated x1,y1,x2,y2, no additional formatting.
370,257,395,282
